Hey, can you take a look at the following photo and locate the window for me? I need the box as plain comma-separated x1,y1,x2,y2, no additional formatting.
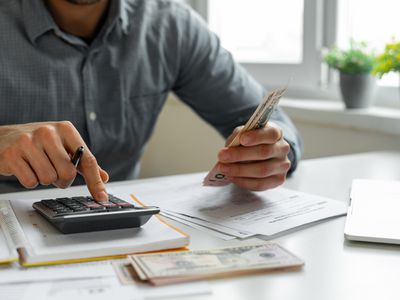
208,0,304,64
337,0,400,88
188,0,399,106
205,0,325,92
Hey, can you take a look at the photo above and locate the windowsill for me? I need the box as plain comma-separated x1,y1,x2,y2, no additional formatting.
281,98,400,136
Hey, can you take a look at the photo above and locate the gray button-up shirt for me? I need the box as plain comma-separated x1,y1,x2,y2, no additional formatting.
0,0,302,192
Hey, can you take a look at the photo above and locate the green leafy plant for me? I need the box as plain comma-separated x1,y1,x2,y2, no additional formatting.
324,41,375,75
372,40,400,78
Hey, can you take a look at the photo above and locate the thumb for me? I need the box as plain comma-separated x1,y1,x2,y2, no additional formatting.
100,167,109,183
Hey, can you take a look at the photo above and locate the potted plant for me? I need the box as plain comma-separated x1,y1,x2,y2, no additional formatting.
324,41,376,109
372,40,400,101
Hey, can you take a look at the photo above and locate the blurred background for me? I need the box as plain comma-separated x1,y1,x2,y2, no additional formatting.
140,0,400,178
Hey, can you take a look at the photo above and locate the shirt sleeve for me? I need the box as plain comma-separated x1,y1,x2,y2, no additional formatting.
171,4,303,173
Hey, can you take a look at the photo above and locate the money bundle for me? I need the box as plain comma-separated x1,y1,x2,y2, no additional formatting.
126,242,303,285
203,87,287,187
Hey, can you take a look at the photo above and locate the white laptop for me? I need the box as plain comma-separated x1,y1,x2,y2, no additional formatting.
344,179,400,245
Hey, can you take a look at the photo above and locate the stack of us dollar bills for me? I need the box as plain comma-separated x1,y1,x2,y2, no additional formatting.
120,242,303,286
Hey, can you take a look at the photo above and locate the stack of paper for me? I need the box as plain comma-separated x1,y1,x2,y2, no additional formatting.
122,173,348,240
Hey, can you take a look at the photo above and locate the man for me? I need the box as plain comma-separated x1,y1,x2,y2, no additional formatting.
0,0,302,201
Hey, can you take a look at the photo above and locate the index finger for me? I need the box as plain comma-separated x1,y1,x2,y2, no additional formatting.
240,124,283,146
58,122,109,201
78,151,109,201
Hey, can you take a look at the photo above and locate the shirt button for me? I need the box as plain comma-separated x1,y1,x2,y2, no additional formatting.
89,112,97,121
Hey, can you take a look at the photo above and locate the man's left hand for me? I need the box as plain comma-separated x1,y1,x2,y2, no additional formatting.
217,122,291,191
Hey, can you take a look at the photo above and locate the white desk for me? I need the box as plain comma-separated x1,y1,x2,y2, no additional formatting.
2,151,400,300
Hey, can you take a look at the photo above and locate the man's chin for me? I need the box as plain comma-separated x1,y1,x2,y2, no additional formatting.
65,0,103,5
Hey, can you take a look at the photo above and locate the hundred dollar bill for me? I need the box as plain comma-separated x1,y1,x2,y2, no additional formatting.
203,87,287,186
128,242,303,285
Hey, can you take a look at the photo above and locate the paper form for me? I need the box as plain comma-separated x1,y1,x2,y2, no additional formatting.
162,210,254,239
124,173,347,237
0,260,116,284
160,212,237,240
0,282,44,300
0,277,142,300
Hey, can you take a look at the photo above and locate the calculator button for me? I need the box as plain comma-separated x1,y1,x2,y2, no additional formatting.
72,207,89,212
109,197,135,208
71,196,88,201
87,204,106,210
109,200,133,207
41,200,59,208
98,202,121,211
98,202,117,207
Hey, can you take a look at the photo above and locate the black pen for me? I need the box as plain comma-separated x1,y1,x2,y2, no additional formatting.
71,146,84,167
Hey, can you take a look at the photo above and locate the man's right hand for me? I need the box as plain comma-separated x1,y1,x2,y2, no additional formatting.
0,121,109,201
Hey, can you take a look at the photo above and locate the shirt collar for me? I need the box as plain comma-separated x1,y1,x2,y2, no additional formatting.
22,0,57,44
22,0,133,44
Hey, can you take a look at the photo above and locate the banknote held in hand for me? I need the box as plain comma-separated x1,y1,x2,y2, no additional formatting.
203,87,286,187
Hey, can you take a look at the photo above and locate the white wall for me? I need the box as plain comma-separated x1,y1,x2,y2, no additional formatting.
294,121,400,159
140,96,400,178
140,95,224,178
281,98,400,159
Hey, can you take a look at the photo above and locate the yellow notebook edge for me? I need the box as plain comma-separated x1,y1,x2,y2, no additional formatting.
0,257,19,264
129,193,190,240
20,246,190,267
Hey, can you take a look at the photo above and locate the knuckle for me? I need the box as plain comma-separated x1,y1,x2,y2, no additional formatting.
55,181,70,189
17,133,33,147
40,172,57,185
282,159,291,172
34,126,56,140
59,167,77,182
93,178,104,188
275,174,286,185
21,177,38,189
58,120,75,133
259,145,272,159
281,142,291,154
270,128,281,141
82,154,98,169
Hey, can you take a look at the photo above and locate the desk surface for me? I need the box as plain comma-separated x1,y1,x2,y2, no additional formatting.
2,151,400,300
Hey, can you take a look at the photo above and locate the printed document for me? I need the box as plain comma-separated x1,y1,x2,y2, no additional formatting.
125,173,347,237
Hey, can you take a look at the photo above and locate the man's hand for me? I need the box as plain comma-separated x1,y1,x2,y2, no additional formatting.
0,121,109,201
216,122,291,191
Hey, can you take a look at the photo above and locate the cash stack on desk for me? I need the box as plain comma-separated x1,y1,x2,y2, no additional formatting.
113,242,304,286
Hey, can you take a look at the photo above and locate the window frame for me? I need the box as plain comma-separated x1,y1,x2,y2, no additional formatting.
188,0,399,107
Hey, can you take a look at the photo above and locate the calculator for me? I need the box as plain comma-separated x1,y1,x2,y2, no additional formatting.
32,194,160,234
